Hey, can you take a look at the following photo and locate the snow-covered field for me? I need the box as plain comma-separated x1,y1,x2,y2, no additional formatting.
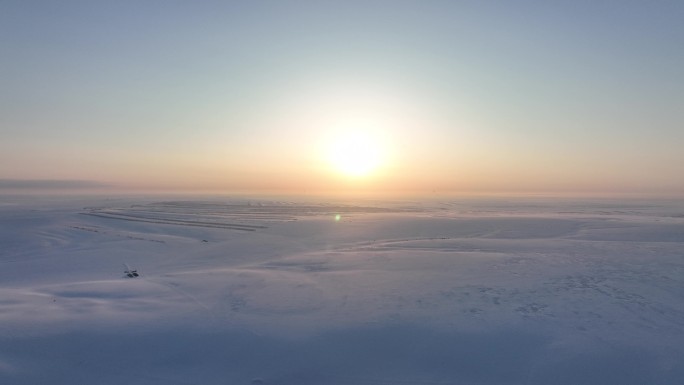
1,194,683,384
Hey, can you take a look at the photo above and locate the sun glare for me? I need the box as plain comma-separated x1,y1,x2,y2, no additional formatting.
328,131,383,177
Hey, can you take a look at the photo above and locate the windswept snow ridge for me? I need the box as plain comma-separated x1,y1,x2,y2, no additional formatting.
81,200,401,231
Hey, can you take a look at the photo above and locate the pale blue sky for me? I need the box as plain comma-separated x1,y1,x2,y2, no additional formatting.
1,1,683,194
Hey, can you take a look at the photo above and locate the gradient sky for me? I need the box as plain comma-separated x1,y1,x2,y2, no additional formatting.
1,1,683,195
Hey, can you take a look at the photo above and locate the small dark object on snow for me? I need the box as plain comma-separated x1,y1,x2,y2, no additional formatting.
123,263,139,278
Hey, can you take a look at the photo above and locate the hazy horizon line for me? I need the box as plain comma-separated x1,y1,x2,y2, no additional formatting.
1,178,682,200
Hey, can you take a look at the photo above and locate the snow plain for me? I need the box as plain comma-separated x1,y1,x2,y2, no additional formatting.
1,194,683,384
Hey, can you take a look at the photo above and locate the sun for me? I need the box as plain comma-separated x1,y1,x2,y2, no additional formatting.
327,130,383,177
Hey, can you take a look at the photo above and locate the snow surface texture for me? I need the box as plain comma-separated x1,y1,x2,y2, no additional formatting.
1,195,683,384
